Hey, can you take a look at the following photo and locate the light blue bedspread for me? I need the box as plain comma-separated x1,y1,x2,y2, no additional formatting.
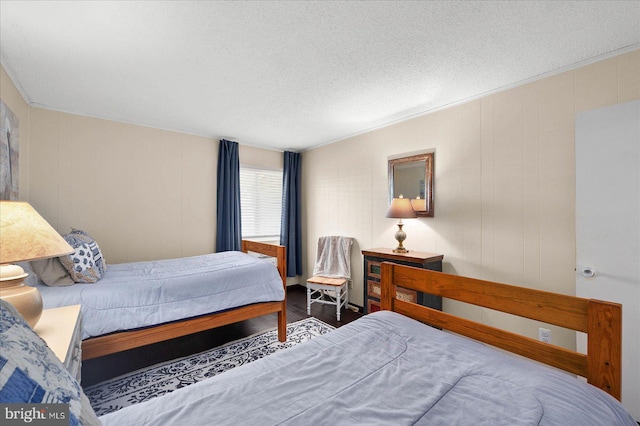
34,251,284,339
99,311,635,425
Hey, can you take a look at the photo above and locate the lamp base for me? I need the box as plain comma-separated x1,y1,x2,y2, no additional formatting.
0,264,43,328
393,221,410,253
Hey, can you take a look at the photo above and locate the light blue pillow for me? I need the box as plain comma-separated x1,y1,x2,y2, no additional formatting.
0,300,100,425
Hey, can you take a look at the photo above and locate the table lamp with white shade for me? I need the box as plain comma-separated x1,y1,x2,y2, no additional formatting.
0,201,73,327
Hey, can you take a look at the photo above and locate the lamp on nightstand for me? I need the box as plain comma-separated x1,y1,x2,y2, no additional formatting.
0,201,73,327
386,195,417,253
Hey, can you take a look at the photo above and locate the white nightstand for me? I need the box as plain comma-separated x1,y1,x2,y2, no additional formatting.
34,304,82,382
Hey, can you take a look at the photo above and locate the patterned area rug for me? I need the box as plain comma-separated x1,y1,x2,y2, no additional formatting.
85,317,335,416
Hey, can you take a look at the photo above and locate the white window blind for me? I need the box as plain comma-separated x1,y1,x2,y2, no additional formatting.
240,166,283,241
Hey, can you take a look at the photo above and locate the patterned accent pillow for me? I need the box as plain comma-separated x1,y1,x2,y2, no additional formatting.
0,300,101,425
59,229,107,283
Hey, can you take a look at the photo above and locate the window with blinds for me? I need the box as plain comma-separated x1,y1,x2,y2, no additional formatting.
240,166,283,241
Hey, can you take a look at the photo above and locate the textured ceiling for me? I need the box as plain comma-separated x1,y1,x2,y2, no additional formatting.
1,1,639,152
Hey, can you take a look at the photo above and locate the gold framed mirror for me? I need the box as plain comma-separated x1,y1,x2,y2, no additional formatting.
388,152,434,217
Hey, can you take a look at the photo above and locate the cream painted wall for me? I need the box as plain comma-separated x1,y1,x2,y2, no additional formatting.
302,49,640,349
239,144,283,170
27,107,219,264
2,64,283,264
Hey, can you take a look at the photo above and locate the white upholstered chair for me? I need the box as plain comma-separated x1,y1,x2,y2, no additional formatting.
306,236,353,321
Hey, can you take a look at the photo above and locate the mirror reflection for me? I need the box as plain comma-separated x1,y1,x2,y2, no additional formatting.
392,161,425,199
388,152,434,217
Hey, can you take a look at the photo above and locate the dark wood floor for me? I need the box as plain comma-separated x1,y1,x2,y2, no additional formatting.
81,285,362,386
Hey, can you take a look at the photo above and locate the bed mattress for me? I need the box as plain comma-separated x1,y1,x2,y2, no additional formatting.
99,311,635,425
34,251,284,339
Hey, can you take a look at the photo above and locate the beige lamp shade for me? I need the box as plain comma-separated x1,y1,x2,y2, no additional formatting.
386,196,416,253
0,201,73,327
1,201,73,263
386,196,417,219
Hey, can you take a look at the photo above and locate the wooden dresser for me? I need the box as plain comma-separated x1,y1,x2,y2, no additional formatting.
362,248,443,314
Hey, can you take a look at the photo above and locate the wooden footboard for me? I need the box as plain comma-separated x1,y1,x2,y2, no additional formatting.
242,240,287,342
82,241,287,360
380,263,622,401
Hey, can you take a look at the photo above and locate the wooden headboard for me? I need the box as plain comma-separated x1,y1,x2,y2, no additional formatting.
380,262,622,400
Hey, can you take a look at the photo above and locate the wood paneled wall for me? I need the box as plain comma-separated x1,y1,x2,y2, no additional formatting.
302,49,640,349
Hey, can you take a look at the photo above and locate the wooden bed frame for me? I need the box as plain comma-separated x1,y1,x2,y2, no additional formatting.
82,240,287,360
380,262,623,401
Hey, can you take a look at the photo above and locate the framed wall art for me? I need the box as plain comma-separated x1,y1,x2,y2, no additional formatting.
1,99,19,200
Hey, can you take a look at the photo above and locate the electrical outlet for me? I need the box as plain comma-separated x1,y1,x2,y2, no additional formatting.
539,328,551,343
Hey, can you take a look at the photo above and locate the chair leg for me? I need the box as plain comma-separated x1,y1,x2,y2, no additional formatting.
307,286,311,316
336,289,341,322
345,282,349,310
